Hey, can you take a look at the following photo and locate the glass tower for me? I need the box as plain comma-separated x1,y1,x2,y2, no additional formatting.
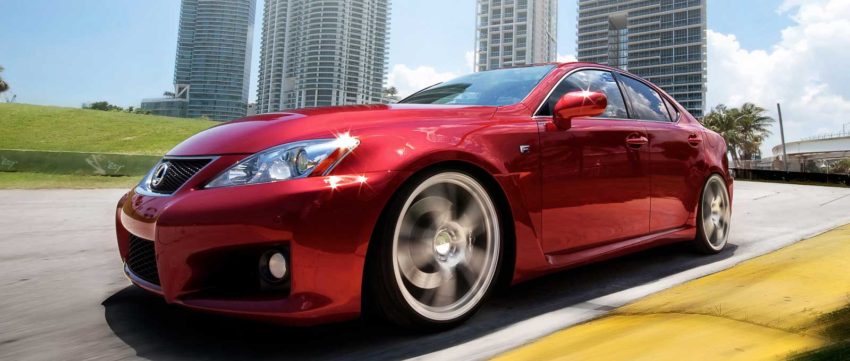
475,0,558,72
174,0,256,121
256,0,390,113
577,0,707,117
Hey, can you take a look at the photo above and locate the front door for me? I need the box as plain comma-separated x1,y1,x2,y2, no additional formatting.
616,75,704,232
537,70,651,254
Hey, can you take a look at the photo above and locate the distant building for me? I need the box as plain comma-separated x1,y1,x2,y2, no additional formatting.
246,102,257,116
475,0,558,72
256,0,391,113
143,0,256,121
576,0,707,117
140,86,189,118
770,132,850,172
140,97,188,118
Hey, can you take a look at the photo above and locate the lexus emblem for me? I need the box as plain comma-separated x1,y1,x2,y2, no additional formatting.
151,162,170,187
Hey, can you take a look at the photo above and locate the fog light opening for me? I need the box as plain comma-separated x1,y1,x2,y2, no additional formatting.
260,250,288,283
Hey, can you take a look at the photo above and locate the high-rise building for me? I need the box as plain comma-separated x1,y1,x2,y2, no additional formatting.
576,0,707,117
256,0,390,113
143,0,256,121
475,0,557,72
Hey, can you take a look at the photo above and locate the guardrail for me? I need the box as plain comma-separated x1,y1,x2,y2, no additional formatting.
0,149,159,176
733,168,850,187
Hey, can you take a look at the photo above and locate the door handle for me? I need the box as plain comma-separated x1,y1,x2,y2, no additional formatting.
626,136,648,147
688,133,703,145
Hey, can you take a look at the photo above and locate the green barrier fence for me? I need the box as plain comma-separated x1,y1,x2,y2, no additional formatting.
0,149,160,176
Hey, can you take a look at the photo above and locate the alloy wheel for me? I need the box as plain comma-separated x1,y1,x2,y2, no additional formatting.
391,172,500,321
701,175,731,250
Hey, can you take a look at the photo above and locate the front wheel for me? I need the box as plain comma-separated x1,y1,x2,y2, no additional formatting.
367,171,502,329
693,174,732,254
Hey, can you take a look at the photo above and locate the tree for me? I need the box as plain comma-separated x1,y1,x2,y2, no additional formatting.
734,103,774,160
702,103,774,161
0,66,9,94
84,101,123,112
702,104,741,160
832,158,850,175
383,86,399,103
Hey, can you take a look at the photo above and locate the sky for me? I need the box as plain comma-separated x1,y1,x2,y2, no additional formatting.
1,0,848,154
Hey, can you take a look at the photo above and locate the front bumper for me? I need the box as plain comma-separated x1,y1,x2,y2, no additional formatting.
115,159,407,326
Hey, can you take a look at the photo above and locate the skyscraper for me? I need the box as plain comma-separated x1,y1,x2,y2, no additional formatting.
144,0,256,121
475,0,557,72
576,0,707,117
256,0,390,113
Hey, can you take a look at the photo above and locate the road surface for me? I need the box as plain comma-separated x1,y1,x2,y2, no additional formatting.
2,181,850,361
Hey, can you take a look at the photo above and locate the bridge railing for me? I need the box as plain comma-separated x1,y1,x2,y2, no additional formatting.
732,168,850,187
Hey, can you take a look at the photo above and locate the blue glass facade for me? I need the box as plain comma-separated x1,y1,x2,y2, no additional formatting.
175,0,256,121
577,0,707,117
140,98,188,118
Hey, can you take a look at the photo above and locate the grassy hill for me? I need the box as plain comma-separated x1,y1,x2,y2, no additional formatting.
0,103,218,189
0,103,216,155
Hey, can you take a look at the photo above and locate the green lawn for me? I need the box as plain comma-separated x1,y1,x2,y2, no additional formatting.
0,171,138,189
0,103,216,189
0,103,216,155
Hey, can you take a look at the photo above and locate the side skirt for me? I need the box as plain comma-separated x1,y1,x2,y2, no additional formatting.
545,226,695,269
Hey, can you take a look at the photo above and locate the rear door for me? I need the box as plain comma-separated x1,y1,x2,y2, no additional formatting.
537,69,651,254
617,75,703,232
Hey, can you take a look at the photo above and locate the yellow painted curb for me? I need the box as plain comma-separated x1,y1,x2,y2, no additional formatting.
494,225,850,361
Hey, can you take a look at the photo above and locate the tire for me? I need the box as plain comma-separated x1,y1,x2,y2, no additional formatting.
694,174,732,254
367,170,503,330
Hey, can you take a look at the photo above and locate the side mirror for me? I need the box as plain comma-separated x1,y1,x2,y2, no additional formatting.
552,91,608,130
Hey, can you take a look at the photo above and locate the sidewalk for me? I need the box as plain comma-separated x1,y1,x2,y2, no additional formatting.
494,225,850,361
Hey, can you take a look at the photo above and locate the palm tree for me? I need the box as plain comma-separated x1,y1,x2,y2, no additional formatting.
0,66,9,94
702,103,774,162
735,103,773,160
702,104,742,160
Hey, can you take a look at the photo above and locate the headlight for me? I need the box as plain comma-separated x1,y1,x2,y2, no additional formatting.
205,134,359,188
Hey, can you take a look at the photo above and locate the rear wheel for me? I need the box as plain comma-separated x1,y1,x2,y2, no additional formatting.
368,170,502,329
694,174,731,254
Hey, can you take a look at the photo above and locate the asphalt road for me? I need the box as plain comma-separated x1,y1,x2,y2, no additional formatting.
2,181,850,361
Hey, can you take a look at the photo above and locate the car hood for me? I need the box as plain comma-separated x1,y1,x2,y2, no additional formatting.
167,104,498,156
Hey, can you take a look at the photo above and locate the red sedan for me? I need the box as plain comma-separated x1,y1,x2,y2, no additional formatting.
116,62,732,329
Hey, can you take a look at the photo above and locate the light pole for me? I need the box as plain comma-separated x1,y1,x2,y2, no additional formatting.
777,103,789,173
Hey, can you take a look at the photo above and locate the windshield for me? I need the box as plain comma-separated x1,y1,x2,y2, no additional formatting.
399,65,556,106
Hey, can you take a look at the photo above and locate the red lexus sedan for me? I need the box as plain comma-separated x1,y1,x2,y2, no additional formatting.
116,62,732,329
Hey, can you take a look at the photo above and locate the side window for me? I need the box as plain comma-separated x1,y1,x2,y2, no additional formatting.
663,96,679,121
618,75,671,122
537,70,629,118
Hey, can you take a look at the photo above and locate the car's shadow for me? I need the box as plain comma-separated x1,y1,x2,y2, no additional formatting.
102,242,738,360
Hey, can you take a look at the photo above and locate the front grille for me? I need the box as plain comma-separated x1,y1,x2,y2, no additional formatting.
127,235,160,286
149,158,212,194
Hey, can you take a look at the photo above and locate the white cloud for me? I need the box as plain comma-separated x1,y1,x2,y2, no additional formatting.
465,50,476,72
388,50,480,99
707,0,850,155
387,64,459,98
557,54,577,63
